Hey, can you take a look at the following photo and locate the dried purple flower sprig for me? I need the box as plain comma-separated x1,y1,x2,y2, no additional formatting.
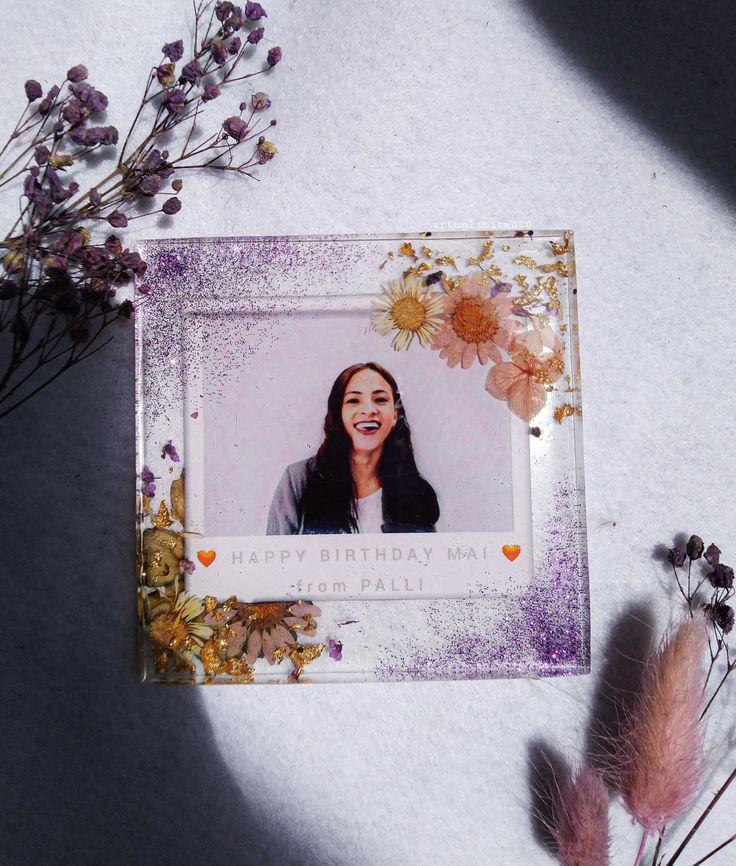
0,0,281,419
542,536,736,866
667,534,735,719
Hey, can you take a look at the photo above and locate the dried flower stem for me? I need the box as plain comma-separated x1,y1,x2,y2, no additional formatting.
672,563,692,611
663,766,736,866
700,647,734,720
650,831,664,866
690,832,736,865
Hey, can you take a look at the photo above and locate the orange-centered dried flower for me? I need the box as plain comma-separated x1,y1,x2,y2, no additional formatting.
620,615,708,833
431,271,520,368
241,600,322,665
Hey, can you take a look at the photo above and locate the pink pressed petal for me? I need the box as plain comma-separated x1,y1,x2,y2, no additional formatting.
226,623,247,657
245,629,261,664
283,616,302,628
431,324,453,349
491,326,513,352
492,294,515,317
442,341,464,368
273,624,295,646
509,377,547,421
466,285,481,299
261,629,275,663
515,330,544,355
288,602,319,618
461,341,478,369
484,341,502,364
477,342,490,365
540,325,561,351
485,361,526,401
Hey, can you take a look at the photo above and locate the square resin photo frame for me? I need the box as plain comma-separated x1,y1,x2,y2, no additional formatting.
135,231,589,684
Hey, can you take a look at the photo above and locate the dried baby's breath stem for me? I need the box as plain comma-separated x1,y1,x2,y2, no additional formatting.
700,647,735,721
650,831,664,866
663,766,736,866
0,0,281,418
690,832,736,865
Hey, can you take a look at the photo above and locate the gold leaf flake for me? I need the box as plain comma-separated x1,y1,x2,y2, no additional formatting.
551,234,571,257
152,500,173,530
388,251,395,260
443,275,463,291
399,242,419,261
502,244,511,252
560,324,568,333
154,651,170,674
434,255,457,270
170,472,185,525
467,239,494,267
402,262,432,277
204,595,218,613
288,642,325,682
485,264,502,276
513,255,537,270
421,245,435,258
514,274,529,289
553,403,576,424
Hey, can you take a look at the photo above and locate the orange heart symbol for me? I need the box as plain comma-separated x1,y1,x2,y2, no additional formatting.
502,544,521,562
197,550,216,567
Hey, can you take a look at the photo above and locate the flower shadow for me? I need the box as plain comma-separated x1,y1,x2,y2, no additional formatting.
527,739,572,854
0,332,322,866
584,602,656,788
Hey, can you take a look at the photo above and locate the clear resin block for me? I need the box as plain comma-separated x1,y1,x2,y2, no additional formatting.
136,231,588,684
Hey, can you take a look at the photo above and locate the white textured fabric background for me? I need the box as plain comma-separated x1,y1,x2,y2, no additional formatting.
1,2,735,865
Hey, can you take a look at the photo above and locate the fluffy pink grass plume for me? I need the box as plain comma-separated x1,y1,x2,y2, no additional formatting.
553,765,610,866
620,614,708,833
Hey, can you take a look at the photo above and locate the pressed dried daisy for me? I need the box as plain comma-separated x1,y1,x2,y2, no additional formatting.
485,344,565,421
431,271,521,368
148,591,212,657
371,274,445,350
241,600,322,664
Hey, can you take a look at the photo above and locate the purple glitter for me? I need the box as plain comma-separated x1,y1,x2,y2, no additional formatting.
374,480,589,682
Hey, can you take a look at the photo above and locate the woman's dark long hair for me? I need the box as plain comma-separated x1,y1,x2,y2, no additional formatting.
299,362,439,533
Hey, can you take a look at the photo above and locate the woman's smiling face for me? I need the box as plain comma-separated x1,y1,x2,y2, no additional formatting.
341,368,397,453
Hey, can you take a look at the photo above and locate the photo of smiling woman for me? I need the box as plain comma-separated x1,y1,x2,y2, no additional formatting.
266,362,440,534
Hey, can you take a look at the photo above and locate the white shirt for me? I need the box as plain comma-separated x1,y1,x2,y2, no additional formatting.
356,488,383,533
